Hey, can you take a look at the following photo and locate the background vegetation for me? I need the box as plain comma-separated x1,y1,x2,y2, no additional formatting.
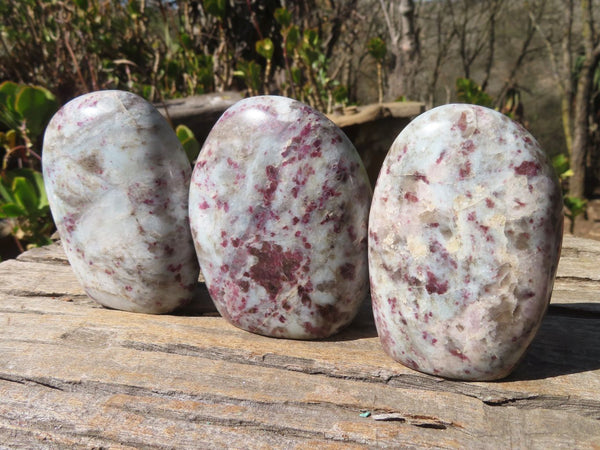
1,0,600,255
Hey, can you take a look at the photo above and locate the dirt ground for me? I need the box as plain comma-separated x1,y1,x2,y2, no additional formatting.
569,198,600,241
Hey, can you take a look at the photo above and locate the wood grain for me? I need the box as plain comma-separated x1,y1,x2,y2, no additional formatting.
0,234,599,448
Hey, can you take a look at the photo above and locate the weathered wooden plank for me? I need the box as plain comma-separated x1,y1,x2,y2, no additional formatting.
1,234,599,448
2,292,599,403
1,315,598,448
1,296,600,446
552,234,600,313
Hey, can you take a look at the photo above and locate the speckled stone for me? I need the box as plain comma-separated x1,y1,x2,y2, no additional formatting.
189,95,372,339
43,90,199,314
369,104,563,380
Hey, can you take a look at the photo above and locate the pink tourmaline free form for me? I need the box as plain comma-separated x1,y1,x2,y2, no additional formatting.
189,95,372,339
369,104,563,380
43,90,199,314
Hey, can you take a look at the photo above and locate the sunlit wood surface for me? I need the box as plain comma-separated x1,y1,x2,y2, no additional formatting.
1,235,599,448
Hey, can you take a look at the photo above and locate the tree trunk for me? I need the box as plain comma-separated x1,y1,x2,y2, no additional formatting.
570,50,600,198
382,0,419,101
569,0,600,198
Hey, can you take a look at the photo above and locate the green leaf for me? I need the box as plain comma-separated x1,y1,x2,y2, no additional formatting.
286,26,300,52
0,81,21,131
246,61,262,92
12,176,39,214
367,37,386,61
564,196,587,218
235,60,263,93
0,176,14,203
552,153,571,177
333,85,348,104
176,124,193,142
0,129,17,151
291,66,302,85
0,80,19,100
303,29,319,48
562,169,574,178
0,202,26,218
31,170,48,209
274,8,291,28
256,38,274,61
180,32,192,49
176,125,201,163
5,168,47,209
14,85,59,140
455,77,494,108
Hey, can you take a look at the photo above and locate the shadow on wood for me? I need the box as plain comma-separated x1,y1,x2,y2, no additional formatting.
509,312,600,381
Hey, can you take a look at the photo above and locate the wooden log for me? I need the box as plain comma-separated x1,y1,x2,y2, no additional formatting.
0,234,599,448
327,102,425,128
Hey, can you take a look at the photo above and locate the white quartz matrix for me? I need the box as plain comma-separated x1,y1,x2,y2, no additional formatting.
369,104,563,380
43,90,199,314
190,96,372,339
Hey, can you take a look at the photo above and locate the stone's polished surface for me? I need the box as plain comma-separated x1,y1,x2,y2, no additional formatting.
190,95,372,339
43,90,199,314
369,104,564,380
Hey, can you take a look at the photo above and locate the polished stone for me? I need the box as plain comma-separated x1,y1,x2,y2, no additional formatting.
189,95,372,339
369,104,563,380
43,90,199,314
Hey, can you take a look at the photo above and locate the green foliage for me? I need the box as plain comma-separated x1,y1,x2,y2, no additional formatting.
0,169,53,248
552,153,587,233
368,37,386,103
271,10,349,112
564,196,588,234
367,37,387,62
274,7,292,28
0,82,58,149
256,39,275,62
0,1,216,103
0,82,57,252
455,78,494,108
552,153,574,181
175,125,201,163
234,61,263,97
0,1,359,112
284,25,301,54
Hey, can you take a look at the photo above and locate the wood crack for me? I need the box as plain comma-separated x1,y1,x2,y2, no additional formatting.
118,341,600,419
556,275,600,283
0,289,74,298
0,373,457,446
0,422,165,449
0,374,64,391
483,395,600,418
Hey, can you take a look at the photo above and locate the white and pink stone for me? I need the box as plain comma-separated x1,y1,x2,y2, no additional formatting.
369,104,563,380
43,90,199,314
189,95,372,339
